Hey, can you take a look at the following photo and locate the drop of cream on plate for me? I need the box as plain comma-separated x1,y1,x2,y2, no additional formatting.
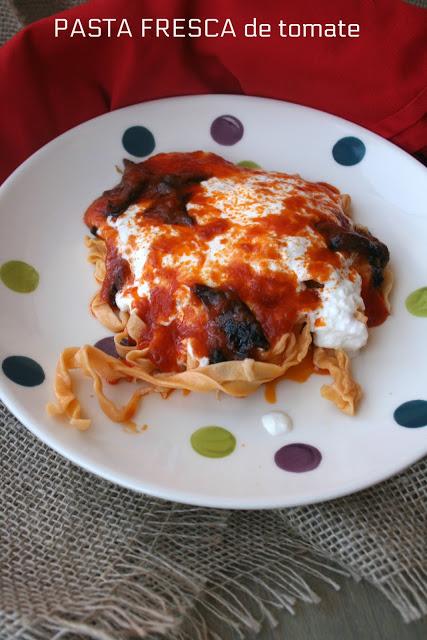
261,411,293,436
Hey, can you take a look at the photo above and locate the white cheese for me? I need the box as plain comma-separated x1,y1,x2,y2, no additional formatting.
115,290,133,313
186,339,209,369
309,273,368,351
262,411,293,435
108,207,153,282
279,236,310,283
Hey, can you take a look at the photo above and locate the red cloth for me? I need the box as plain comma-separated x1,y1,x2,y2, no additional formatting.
0,0,426,184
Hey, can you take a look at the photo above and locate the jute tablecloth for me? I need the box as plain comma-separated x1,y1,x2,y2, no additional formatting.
1,2,426,639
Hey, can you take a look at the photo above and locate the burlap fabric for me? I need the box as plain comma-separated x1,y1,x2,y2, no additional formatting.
1,2,426,639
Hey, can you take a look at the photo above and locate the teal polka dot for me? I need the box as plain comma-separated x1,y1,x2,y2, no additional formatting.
2,356,45,387
394,400,427,428
122,126,155,157
332,137,366,166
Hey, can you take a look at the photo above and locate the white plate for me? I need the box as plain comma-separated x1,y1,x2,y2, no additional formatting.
1,95,426,508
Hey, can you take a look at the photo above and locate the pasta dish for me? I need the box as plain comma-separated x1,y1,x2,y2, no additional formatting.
47,151,391,429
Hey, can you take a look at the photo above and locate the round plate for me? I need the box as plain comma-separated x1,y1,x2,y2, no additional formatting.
1,95,426,508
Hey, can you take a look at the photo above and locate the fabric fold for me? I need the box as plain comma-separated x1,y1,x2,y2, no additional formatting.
1,0,426,184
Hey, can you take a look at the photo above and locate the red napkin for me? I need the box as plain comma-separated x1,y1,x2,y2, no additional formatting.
0,0,426,184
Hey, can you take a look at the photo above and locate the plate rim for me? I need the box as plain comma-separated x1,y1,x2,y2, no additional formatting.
1,93,426,195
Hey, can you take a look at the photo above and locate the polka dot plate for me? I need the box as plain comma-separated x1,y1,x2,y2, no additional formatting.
0,95,426,508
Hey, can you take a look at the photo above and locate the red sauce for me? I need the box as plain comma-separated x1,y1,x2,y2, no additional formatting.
284,346,329,382
305,245,341,282
264,346,329,403
264,379,278,404
262,212,309,237
100,241,131,306
85,151,390,373
146,324,178,372
197,218,230,240
149,283,177,324
361,281,389,327
283,195,307,212
223,261,319,342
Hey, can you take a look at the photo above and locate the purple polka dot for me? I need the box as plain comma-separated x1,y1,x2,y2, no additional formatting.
210,115,244,146
94,337,119,359
274,443,322,473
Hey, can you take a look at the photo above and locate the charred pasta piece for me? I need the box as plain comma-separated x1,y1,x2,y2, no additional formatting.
102,158,213,220
193,284,269,361
316,221,389,286
100,248,131,308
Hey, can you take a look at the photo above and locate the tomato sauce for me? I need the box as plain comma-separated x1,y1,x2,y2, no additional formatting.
84,151,390,373
264,346,329,403
361,280,390,327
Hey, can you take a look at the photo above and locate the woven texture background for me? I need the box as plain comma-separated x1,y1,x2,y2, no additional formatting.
0,2,426,639
1,401,426,640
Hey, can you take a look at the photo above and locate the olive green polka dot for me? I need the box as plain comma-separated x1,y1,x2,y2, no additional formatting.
405,287,427,317
0,260,39,293
237,160,261,169
190,426,236,458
